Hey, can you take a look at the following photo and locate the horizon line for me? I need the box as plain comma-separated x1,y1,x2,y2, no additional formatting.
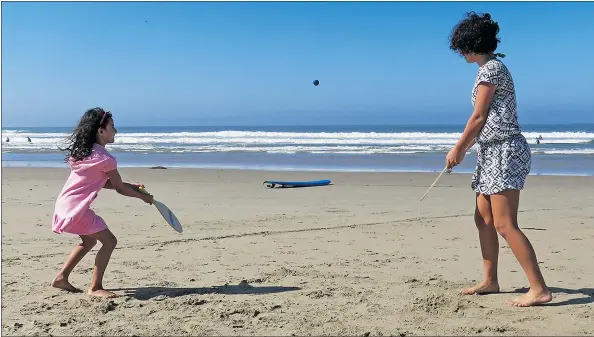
3,122,594,130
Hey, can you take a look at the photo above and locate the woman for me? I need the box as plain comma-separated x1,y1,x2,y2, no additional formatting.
446,12,552,307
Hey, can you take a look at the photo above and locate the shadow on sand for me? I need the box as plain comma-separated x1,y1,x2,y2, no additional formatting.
112,280,301,301
502,286,594,306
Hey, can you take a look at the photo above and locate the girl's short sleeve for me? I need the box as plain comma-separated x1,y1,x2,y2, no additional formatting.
100,154,117,173
68,146,118,174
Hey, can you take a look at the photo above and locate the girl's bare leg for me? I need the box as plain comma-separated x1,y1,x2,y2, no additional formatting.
462,193,500,295
52,236,97,292
86,229,118,298
490,189,552,307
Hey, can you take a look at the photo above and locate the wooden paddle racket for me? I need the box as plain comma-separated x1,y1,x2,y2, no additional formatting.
138,186,183,233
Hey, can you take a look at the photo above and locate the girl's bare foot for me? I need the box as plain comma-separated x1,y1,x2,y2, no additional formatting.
505,288,552,307
461,281,500,295
51,277,82,293
88,288,117,298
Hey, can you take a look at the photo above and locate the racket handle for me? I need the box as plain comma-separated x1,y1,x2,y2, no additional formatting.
138,186,155,204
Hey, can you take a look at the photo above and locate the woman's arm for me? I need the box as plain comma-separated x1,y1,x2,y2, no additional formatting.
454,83,496,152
465,138,477,152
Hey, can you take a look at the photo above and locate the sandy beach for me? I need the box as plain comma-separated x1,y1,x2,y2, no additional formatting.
1,167,593,336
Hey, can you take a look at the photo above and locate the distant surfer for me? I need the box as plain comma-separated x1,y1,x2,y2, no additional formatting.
5,137,9,143
27,136,32,143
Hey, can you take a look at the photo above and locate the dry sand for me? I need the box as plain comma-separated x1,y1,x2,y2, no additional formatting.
1,167,593,336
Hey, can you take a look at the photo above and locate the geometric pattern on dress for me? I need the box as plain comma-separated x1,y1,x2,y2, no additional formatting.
471,58,522,143
471,134,532,195
469,58,532,195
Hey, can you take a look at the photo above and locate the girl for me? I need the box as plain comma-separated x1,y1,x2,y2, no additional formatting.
446,12,552,307
52,107,153,298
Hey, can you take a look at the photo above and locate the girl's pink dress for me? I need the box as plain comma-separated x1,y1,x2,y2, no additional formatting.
52,143,117,235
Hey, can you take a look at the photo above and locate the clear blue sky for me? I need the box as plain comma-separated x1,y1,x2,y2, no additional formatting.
2,1,593,127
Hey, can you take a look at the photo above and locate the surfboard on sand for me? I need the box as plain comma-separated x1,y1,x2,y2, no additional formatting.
263,179,331,188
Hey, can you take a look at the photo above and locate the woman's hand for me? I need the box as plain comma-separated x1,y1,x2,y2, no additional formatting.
446,146,466,169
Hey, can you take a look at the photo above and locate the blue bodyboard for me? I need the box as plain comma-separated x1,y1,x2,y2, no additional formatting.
263,179,331,188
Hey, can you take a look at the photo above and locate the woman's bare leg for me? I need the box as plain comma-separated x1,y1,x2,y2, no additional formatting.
490,189,552,306
462,193,500,295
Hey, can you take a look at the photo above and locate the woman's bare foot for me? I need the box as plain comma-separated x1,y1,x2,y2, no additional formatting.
461,280,500,295
51,276,82,293
505,288,552,307
88,288,117,298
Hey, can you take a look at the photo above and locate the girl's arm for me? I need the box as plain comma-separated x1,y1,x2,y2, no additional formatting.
103,179,141,191
105,169,153,203
453,83,496,152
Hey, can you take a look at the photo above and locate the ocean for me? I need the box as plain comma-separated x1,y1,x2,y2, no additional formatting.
2,124,594,176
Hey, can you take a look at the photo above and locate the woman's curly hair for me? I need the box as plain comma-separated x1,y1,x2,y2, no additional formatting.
449,12,500,55
61,107,112,162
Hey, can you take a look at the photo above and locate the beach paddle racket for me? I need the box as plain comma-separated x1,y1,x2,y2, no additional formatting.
138,186,183,233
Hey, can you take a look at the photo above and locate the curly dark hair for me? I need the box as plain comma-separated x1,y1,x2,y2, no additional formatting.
60,107,112,162
449,11,500,55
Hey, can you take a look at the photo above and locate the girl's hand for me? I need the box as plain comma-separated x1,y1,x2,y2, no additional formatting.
136,186,153,204
446,146,466,169
132,183,145,192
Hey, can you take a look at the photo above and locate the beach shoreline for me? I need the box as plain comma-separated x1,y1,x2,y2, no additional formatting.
3,157,594,177
3,123,594,177
2,167,593,336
